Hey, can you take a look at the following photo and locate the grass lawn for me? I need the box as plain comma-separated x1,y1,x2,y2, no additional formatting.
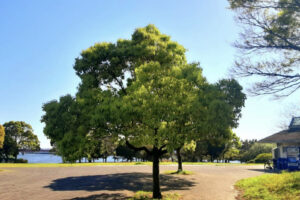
129,191,182,200
236,171,300,200
0,162,262,168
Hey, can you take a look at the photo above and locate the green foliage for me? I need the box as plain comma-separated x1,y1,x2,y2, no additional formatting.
250,153,272,163
15,158,28,163
239,139,257,153
3,121,40,152
236,171,300,200
42,94,100,162
122,61,197,150
224,148,240,161
116,145,137,161
42,24,245,198
222,132,241,161
0,135,18,162
0,125,5,149
0,121,40,162
240,143,275,163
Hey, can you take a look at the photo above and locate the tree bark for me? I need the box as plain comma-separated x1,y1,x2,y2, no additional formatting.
176,147,183,172
152,152,162,199
126,140,166,199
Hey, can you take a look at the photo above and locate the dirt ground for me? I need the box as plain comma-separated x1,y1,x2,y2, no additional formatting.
0,164,264,200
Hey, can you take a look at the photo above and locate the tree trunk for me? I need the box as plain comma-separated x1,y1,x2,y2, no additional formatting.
152,153,162,199
176,147,183,172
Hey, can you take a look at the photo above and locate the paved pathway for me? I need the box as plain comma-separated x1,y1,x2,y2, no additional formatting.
0,165,264,200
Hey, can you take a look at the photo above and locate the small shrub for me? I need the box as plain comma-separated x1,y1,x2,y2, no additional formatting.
253,153,272,163
15,158,28,163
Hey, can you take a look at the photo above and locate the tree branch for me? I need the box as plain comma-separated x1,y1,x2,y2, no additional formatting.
126,140,152,155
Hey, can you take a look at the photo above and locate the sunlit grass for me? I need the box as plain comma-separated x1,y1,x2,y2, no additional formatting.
163,170,193,175
0,161,262,168
236,171,300,200
128,191,182,200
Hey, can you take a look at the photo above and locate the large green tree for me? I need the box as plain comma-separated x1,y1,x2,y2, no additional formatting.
42,94,96,162
71,25,190,198
194,79,245,162
229,0,300,96
42,25,245,199
1,121,40,161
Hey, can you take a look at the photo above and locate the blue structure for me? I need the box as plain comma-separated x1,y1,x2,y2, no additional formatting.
260,117,300,171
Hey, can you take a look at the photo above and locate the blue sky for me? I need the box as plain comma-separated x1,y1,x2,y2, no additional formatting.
0,0,298,148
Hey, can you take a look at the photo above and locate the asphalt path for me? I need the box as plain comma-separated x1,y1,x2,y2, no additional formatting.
0,164,264,200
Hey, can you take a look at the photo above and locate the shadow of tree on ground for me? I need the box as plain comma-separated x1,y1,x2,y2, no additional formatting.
247,168,279,173
46,172,195,192
65,193,128,200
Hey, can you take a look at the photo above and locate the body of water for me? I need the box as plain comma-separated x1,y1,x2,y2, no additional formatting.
18,153,241,164
18,153,115,163
18,153,63,163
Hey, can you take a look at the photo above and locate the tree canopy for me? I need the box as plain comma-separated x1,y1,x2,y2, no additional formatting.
229,0,300,97
3,121,40,152
42,24,245,199
0,121,40,162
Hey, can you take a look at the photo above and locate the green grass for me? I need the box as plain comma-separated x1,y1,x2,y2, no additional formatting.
163,170,193,175
236,171,300,200
128,191,182,200
0,161,262,168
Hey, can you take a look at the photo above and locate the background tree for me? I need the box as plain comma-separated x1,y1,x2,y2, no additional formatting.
42,92,108,163
239,142,275,163
3,121,40,153
166,63,206,172
239,139,257,152
116,144,137,161
0,125,5,149
196,79,245,162
0,121,40,161
0,135,18,162
42,95,81,162
229,0,300,96
222,132,241,162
